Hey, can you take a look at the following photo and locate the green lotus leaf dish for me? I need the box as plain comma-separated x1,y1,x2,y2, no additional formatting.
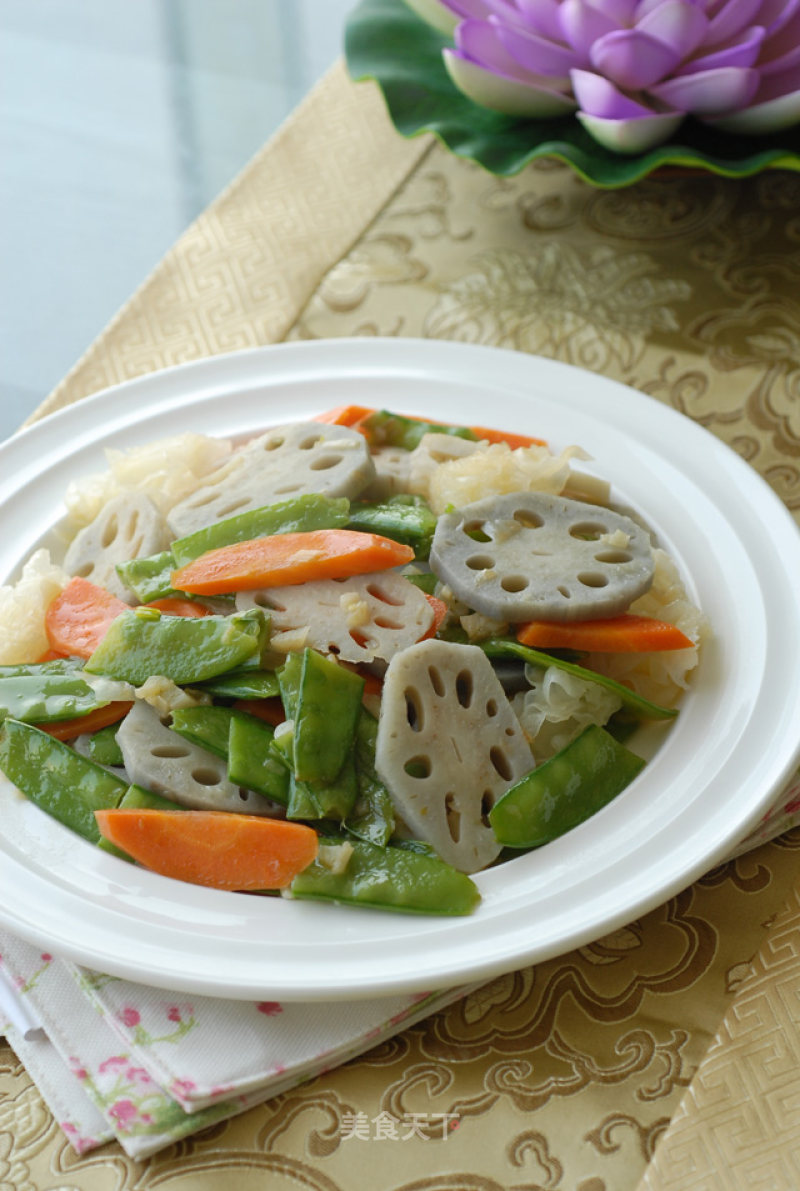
344,0,800,188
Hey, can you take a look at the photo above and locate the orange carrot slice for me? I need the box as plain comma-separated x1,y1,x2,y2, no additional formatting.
171,529,415,595
312,404,374,429
45,577,129,659
470,424,547,449
516,614,695,653
38,701,133,741
94,809,319,891
145,597,211,618
420,593,448,640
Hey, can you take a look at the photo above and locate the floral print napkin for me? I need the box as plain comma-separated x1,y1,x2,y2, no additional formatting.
0,928,469,1159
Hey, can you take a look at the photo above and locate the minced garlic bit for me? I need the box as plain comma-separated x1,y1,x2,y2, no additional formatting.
600,529,631,548
134,676,211,715
317,842,354,875
459,612,509,642
339,590,371,629
269,627,310,654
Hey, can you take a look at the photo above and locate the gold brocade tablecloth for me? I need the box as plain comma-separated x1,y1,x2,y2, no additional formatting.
5,59,800,1190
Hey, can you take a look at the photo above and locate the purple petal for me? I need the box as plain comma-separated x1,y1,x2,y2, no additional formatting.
704,0,763,44
759,40,800,77
456,18,571,85
576,110,685,152
571,68,656,117
754,0,800,37
590,29,683,89
750,67,800,104
649,65,760,113
512,0,566,41
492,17,584,76
443,47,578,114
636,1,709,59
558,0,619,57
587,0,639,24
433,0,496,17
760,9,800,72
677,25,764,74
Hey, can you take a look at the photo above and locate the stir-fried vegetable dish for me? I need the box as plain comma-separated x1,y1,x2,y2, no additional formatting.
0,405,707,914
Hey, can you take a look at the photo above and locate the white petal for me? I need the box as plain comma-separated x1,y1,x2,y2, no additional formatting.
444,49,576,116
576,110,685,153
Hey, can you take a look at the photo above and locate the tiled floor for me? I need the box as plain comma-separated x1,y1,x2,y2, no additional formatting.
0,0,356,441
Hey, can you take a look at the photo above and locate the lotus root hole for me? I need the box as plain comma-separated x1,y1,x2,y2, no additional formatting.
486,698,498,717
569,521,610,540
404,755,431,779
100,515,119,547
464,519,491,543
238,788,251,801
454,670,474,708
263,435,285,451
445,793,461,843
481,791,493,826
366,583,404,606
188,491,217,509
557,585,572,598
191,767,223,786
404,688,424,732
578,572,609,588
273,483,303,495
216,502,248,521
309,453,343,472
297,434,324,450
75,562,95,578
374,616,403,631
490,746,513,781
466,554,495,571
594,550,632,564
427,665,446,697
500,574,529,593
513,509,544,529
152,745,192,761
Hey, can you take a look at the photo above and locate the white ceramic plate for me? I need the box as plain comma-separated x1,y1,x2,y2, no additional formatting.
2,339,800,1001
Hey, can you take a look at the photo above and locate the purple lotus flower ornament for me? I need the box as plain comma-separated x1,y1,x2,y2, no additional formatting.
403,0,800,152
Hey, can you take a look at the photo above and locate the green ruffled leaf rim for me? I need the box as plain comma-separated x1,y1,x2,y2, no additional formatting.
344,0,800,188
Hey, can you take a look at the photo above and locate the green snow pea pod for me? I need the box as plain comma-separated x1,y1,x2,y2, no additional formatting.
345,709,395,847
170,494,351,567
347,495,438,559
84,607,269,686
288,837,481,915
359,409,478,452
0,719,127,843
0,660,82,678
82,721,125,766
227,714,290,805
195,668,281,700
115,551,182,603
288,752,358,823
489,723,646,849
0,672,108,724
170,705,245,759
292,649,364,785
481,638,678,722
